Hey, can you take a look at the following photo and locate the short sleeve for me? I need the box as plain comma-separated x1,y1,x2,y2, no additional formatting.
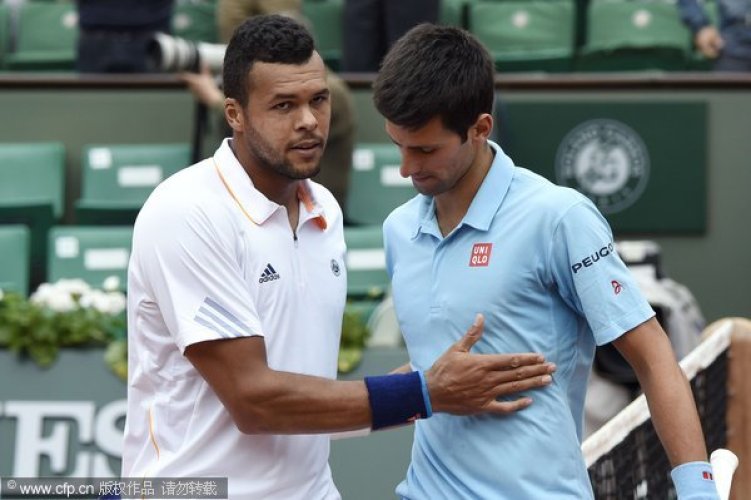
548,200,654,346
132,195,263,353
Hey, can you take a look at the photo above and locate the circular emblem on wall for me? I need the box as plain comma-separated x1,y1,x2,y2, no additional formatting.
555,119,650,214
330,259,341,277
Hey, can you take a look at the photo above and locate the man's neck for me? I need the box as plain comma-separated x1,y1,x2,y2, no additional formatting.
229,139,301,230
435,142,494,237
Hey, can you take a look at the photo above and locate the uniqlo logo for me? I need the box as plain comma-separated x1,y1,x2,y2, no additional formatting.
469,243,492,267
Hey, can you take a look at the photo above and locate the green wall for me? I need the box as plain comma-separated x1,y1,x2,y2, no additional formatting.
0,83,748,322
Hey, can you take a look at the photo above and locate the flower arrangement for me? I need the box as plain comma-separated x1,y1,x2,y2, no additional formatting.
0,278,371,378
0,278,126,368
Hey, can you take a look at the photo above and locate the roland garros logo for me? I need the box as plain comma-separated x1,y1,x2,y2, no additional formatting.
555,119,650,214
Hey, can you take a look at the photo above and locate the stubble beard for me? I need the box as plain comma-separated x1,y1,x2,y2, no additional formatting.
245,123,322,180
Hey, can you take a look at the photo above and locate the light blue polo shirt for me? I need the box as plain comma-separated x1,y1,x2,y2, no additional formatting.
383,140,654,499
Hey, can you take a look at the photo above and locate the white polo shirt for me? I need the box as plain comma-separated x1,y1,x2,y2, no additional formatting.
122,139,347,500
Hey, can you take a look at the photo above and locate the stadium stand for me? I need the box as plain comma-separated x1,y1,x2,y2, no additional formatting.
0,142,65,289
75,143,190,225
4,1,78,71
0,142,65,219
440,0,471,27
578,0,692,71
47,226,133,291
345,143,416,226
468,0,576,72
0,225,30,296
172,0,218,43
0,3,9,69
344,225,390,300
344,224,390,325
302,0,344,71
303,0,470,69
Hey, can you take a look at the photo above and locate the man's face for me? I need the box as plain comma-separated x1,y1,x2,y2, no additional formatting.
239,53,330,180
385,116,476,197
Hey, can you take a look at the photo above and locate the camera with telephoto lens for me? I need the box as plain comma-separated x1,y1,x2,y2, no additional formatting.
147,33,226,73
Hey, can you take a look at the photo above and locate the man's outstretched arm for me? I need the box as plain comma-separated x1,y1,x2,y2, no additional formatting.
186,314,555,434
614,317,719,499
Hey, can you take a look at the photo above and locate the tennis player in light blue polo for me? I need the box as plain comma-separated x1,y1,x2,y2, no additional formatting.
385,139,652,499
374,23,720,500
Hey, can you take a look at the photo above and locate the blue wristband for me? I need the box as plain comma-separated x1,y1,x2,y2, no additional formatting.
364,371,431,430
671,461,719,500
417,370,433,418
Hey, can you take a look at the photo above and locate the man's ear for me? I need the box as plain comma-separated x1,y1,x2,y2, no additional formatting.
224,98,245,133
471,113,494,142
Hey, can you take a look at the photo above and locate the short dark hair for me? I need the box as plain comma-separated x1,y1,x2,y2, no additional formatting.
373,24,495,142
223,15,315,106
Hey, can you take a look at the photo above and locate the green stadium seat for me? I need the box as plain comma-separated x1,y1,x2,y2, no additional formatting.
344,225,389,300
0,142,65,288
345,143,416,226
0,225,31,296
75,143,191,225
172,1,218,43
469,1,576,73
5,2,78,71
440,0,470,27
0,142,65,219
0,4,10,69
48,226,133,291
578,0,692,71
302,0,343,71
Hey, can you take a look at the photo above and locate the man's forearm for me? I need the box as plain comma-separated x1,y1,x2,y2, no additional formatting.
187,318,554,436
614,319,708,466
230,370,373,434
639,360,708,466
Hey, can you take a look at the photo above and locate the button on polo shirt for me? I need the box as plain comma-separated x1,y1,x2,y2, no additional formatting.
384,140,654,499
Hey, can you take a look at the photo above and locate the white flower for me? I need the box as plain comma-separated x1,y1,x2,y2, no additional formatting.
54,278,91,297
30,283,55,306
80,289,126,316
46,292,77,313
106,292,127,316
80,289,105,311
102,275,121,293
31,281,85,312
78,291,94,309
0,288,4,301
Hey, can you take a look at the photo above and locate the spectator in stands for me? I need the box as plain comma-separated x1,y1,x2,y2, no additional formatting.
182,1,355,210
341,0,439,72
373,23,719,499
677,0,751,71
216,0,301,42
76,0,173,73
122,15,556,499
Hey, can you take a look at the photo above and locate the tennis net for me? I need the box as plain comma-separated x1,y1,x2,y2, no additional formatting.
582,319,737,499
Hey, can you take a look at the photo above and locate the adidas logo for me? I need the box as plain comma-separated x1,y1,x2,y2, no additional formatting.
258,263,280,283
